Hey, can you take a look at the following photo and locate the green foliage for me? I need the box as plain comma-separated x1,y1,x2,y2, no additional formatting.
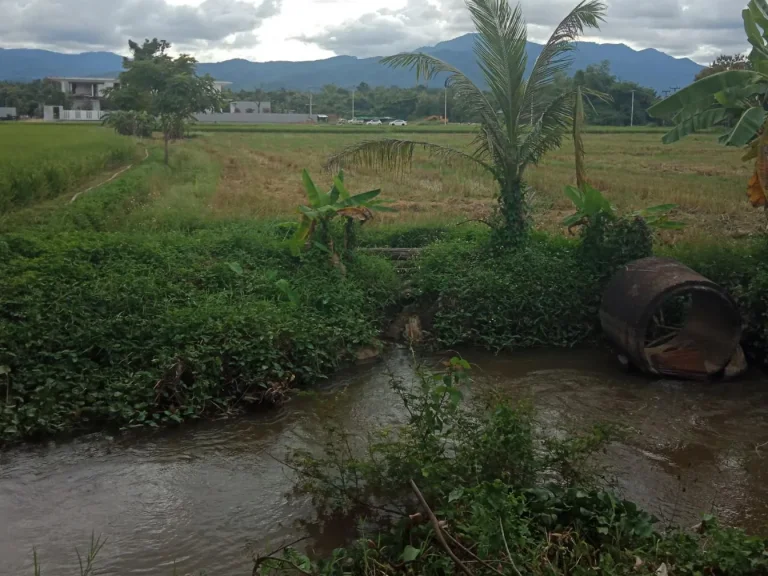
562,184,683,230
290,169,394,258
325,0,606,244
266,360,768,576
580,213,653,279
0,125,137,212
0,79,73,117
102,110,155,137
260,361,768,576
696,53,751,81
413,236,603,350
0,228,399,443
359,223,490,248
569,61,658,126
285,358,598,517
649,2,768,149
106,38,224,164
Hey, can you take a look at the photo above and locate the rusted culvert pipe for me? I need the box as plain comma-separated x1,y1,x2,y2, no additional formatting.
600,257,745,380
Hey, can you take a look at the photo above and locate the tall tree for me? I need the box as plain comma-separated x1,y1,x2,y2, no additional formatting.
106,39,224,164
695,53,751,81
326,0,606,245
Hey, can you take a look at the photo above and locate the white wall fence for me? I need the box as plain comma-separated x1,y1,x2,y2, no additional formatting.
41,108,318,124
193,112,318,124
43,106,106,122
61,110,106,121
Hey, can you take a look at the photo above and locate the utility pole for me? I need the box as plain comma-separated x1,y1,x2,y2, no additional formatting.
630,90,635,127
352,88,355,119
309,92,313,116
444,86,448,125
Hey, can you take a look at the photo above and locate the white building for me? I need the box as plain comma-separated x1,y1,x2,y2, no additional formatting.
48,77,231,113
43,77,232,121
47,77,120,112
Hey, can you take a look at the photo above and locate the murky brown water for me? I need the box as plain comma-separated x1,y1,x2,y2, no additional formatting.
2,347,768,576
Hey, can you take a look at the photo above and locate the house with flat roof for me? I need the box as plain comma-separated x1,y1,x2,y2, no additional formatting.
43,77,232,121
47,77,119,112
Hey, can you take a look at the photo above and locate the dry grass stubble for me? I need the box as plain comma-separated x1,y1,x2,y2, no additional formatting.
195,130,758,242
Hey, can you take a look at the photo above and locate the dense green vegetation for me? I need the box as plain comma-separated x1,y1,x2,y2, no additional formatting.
256,357,768,576
0,79,73,117
225,59,660,127
0,124,138,212
0,227,398,442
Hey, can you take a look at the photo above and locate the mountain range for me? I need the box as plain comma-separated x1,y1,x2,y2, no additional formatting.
0,35,703,94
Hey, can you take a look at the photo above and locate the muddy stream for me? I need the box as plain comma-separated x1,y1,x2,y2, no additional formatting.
2,348,768,575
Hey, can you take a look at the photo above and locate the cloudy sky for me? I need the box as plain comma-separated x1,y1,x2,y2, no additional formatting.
0,0,747,64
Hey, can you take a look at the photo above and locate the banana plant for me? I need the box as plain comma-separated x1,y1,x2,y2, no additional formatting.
648,0,768,206
562,184,683,231
289,169,395,264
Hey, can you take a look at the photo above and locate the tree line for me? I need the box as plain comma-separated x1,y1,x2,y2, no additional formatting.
221,61,661,126
1,54,743,126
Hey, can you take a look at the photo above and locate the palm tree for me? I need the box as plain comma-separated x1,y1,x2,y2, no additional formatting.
326,0,606,244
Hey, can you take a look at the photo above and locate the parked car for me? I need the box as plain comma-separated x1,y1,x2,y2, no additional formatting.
366,119,382,126
348,118,364,125
390,119,408,126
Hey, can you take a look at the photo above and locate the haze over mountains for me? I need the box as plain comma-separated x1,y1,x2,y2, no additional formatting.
0,34,703,94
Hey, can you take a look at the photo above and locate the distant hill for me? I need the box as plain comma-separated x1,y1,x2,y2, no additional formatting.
0,48,122,81
0,36,702,94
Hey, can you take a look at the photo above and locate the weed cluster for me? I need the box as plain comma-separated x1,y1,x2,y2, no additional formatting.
413,235,604,351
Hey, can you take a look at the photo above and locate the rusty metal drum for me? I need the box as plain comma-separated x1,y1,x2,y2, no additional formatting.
600,257,744,380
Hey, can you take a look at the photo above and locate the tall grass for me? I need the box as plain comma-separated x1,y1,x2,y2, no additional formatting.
0,124,138,212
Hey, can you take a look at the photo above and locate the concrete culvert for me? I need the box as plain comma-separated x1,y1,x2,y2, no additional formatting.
600,257,746,381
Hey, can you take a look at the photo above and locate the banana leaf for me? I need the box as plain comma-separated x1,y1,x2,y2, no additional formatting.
301,169,322,207
725,107,767,146
649,71,761,119
662,108,730,144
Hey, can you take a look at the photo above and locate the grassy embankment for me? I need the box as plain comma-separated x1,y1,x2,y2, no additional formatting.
0,124,140,213
1,123,766,445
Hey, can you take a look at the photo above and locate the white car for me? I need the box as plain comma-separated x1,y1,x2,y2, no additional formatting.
366,119,382,126
390,119,408,127
348,118,364,125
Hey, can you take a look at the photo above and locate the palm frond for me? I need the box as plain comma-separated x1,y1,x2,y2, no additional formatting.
466,0,528,140
381,51,508,163
519,89,573,169
522,1,606,123
325,139,493,175
380,52,499,129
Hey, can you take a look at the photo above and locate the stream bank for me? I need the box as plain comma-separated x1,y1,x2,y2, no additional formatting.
3,347,768,575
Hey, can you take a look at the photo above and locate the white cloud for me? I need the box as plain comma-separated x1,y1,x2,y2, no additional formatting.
0,0,281,54
0,0,749,63
298,0,747,63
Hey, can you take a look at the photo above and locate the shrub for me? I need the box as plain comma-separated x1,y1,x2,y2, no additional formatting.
0,228,399,443
262,360,768,576
413,236,602,350
103,110,155,137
